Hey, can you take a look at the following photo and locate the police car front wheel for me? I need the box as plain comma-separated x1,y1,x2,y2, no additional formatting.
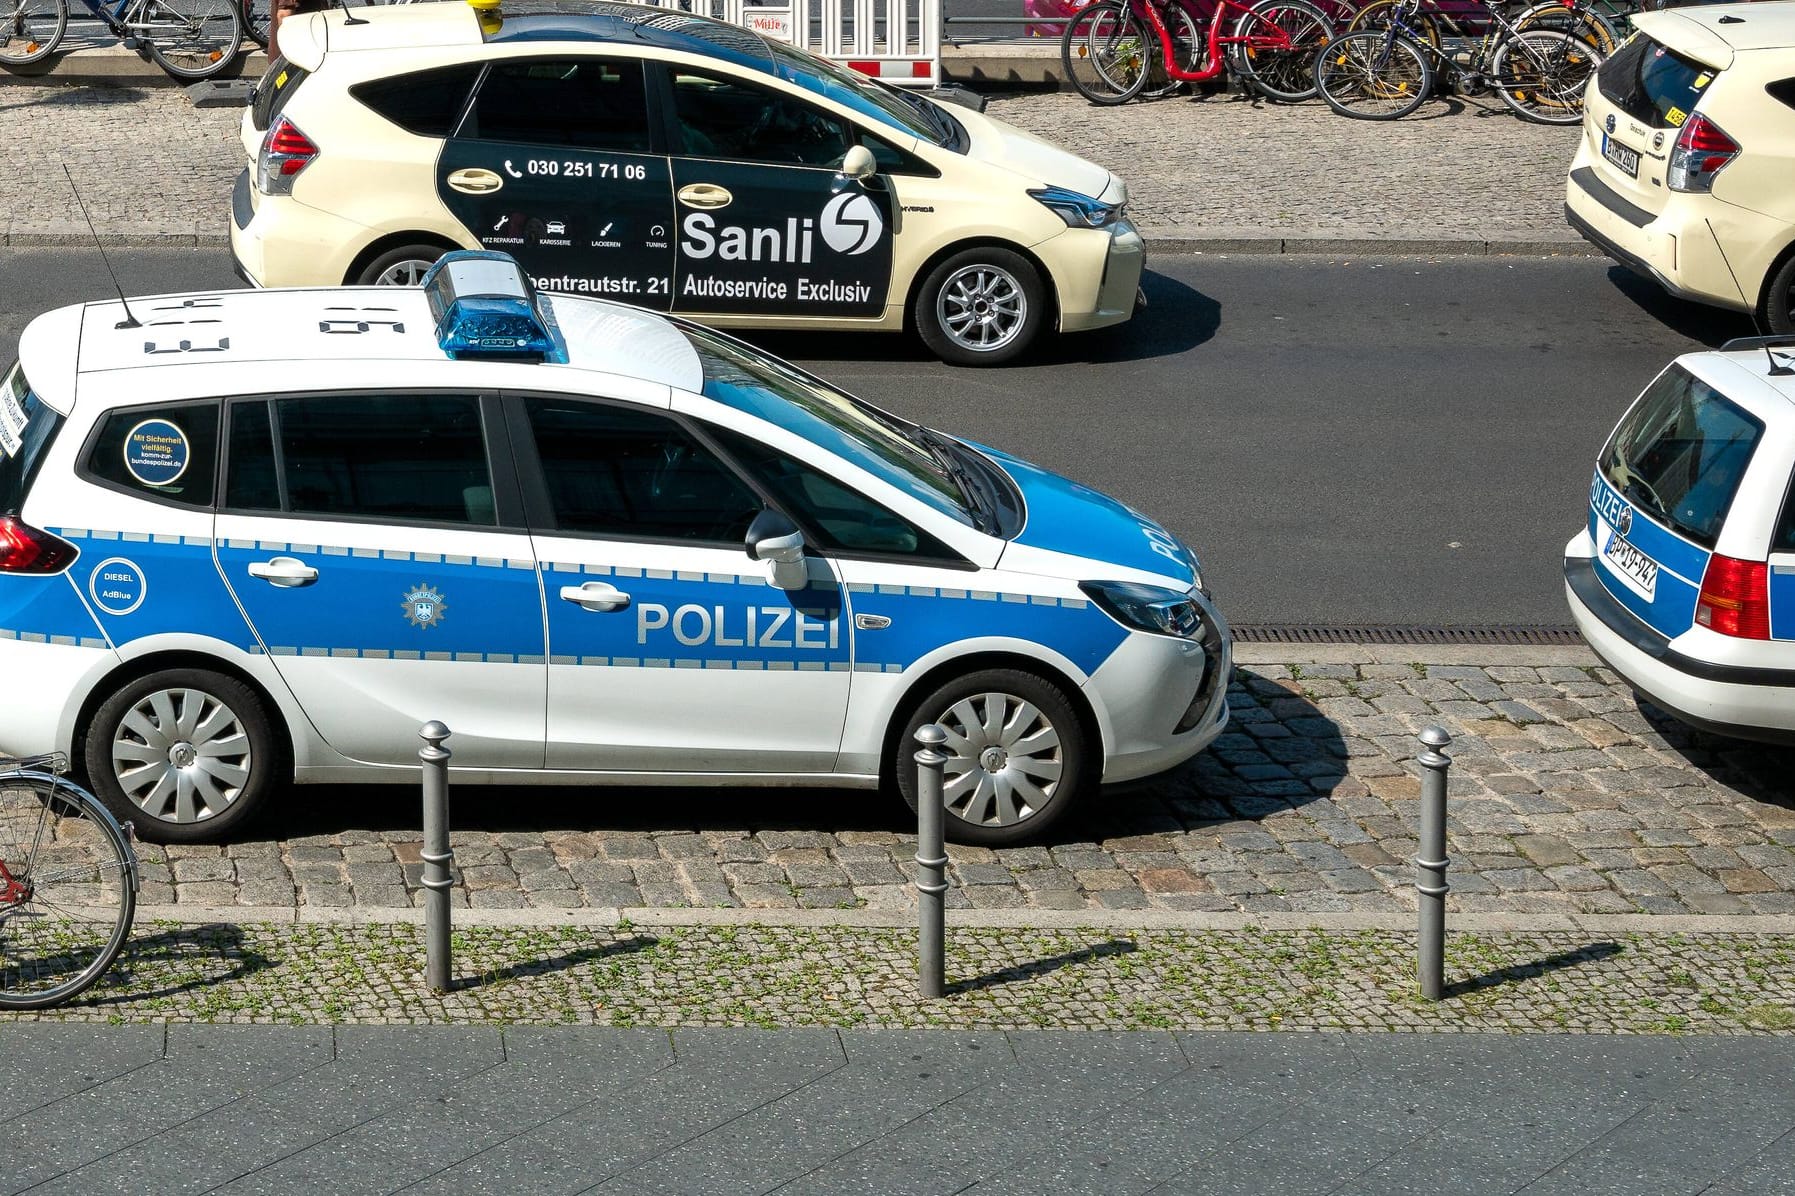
896,669,1088,846
915,249,1047,367
84,669,281,844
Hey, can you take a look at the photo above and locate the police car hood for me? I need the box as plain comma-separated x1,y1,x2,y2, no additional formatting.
978,445,1198,588
953,107,1117,202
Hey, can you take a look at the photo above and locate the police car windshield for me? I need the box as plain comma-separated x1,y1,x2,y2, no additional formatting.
764,42,954,146
0,364,61,518
683,326,977,527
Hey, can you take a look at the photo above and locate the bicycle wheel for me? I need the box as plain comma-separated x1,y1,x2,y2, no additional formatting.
241,0,268,49
0,0,66,67
1140,0,1201,99
1229,0,1334,102
140,0,242,80
1314,28,1431,118
0,769,135,1010
1345,0,1441,49
1062,1,1154,104
1514,1,1615,52
1491,27,1599,124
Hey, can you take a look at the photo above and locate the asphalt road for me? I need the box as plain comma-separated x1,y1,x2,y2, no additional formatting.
0,247,1750,628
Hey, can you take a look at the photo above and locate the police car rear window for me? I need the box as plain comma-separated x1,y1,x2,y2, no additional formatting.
251,57,310,133
1598,36,1715,130
1598,364,1761,549
351,64,481,138
85,402,219,509
0,363,62,518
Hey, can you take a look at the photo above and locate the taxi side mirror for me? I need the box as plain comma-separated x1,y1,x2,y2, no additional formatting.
840,145,877,182
747,509,808,592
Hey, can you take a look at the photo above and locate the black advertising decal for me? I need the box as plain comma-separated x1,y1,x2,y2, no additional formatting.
436,140,678,311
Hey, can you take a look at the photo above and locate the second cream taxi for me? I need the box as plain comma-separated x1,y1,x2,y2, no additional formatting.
231,1,1145,365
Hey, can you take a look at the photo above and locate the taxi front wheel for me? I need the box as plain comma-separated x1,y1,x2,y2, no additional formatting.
915,249,1047,367
895,669,1089,846
84,669,281,844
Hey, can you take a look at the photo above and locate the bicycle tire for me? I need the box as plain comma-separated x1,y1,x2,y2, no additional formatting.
140,0,241,80
1513,1,1616,52
1061,1,1154,104
1229,0,1334,103
1491,27,1599,124
1344,0,1442,49
0,769,136,1010
1314,28,1431,118
0,0,66,67
241,0,268,49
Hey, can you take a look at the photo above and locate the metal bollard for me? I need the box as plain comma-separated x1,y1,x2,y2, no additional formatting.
419,721,455,995
914,723,950,1000
1415,724,1453,1001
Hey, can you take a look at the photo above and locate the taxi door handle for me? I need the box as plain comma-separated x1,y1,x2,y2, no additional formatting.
560,581,631,612
677,183,733,210
247,557,319,588
446,167,504,195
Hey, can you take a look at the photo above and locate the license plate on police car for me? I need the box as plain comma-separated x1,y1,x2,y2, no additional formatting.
1601,526,1658,599
1601,134,1639,179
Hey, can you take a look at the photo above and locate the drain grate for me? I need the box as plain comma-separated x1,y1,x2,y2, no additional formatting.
1232,624,1584,646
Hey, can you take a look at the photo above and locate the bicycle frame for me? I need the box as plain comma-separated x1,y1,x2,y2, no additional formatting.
71,0,137,31
1125,0,1305,81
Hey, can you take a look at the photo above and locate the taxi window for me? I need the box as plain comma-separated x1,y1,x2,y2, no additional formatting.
460,59,653,153
0,363,62,517
1598,364,1761,549
351,64,481,138
251,56,309,133
84,402,219,509
524,398,762,543
707,424,959,561
667,69,851,168
1598,36,1715,130
270,395,496,527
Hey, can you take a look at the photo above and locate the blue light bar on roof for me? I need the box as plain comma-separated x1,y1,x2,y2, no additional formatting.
420,251,565,363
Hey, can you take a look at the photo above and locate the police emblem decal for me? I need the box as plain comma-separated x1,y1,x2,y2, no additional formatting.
402,583,448,629
1616,507,1633,537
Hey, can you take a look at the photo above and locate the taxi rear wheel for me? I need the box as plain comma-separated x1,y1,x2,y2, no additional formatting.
915,249,1046,367
1767,255,1795,334
357,244,447,287
895,669,1089,846
84,669,280,844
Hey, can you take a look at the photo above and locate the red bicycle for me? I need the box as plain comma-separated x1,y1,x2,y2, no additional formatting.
1061,0,1335,103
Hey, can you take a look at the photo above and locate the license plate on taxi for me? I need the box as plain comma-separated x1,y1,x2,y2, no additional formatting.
1602,526,1658,599
1601,134,1639,178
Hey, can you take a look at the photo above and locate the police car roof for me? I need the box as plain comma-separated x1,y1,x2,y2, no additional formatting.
1683,343,1795,416
22,287,703,408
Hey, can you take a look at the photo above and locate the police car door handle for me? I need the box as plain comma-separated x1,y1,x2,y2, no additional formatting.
560,581,631,612
677,184,733,210
247,557,319,588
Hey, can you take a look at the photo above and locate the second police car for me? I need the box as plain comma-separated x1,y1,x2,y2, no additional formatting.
0,254,1230,845
230,1,1146,366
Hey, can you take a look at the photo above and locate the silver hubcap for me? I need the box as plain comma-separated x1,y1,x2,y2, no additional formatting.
935,692,1063,828
110,688,252,824
374,258,436,286
936,264,1027,352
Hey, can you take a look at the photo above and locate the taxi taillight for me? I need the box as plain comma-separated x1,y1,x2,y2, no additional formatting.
1668,114,1739,194
1695,554,1769,640
0,517,77,575
257,117,318,196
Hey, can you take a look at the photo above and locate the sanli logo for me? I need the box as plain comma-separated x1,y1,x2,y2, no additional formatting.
681,193,884,263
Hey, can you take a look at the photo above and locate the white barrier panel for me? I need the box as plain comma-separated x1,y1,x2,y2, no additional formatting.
631,0,939,87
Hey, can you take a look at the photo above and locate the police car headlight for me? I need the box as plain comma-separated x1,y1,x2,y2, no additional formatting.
1029,186,1124,230
1080,580,1204,639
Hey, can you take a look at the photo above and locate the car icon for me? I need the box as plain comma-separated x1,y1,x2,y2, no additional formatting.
544,220,566,236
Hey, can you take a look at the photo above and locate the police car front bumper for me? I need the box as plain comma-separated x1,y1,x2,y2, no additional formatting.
1090,611,1232,785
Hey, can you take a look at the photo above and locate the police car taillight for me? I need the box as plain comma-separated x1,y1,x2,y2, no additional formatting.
0,517,77,575
257,117,317,196
1695,554,1769,639
421,251,564,363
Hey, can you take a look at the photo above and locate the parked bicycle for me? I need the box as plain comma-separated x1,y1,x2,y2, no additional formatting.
1347,0,1625,53
1062,0,1336,104
0,754,138,1011
0,0,243,79
1314,0,1601,121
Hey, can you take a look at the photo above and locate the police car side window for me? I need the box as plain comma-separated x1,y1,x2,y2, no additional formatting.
668,70,851,168
84,402,219,509
272,395,496,527
525,399,762,544
461,59,653,153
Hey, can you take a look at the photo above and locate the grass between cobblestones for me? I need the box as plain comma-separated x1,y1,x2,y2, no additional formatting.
10,923,1795,1034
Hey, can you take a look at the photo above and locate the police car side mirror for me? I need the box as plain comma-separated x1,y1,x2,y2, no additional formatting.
840,145,877,182
747,509,808,592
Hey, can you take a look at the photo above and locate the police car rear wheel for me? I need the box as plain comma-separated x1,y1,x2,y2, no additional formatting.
897,669,1087,846
916,249,1045,367
358,244,446,288
85,669,279,843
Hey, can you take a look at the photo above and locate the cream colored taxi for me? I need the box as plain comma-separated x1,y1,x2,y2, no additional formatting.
1565,2,1795,331
230,1,1145,365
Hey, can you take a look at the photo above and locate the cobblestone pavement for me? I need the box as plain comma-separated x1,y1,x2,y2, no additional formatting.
6,921,1794,1031
0,83,1579,243
115,651,1795,919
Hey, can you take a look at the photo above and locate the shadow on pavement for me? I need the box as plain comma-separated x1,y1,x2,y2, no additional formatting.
1445,940,1623,999
89,923,272,1006
1604,265,1758,347
948,937,1138,996
465,934,659,990
1638,700,1795,812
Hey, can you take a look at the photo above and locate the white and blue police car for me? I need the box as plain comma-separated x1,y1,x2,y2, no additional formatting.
1565,335,1795,744
0,253,1230,844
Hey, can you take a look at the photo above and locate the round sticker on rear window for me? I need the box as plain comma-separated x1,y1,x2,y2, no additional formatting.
123,419,190,487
